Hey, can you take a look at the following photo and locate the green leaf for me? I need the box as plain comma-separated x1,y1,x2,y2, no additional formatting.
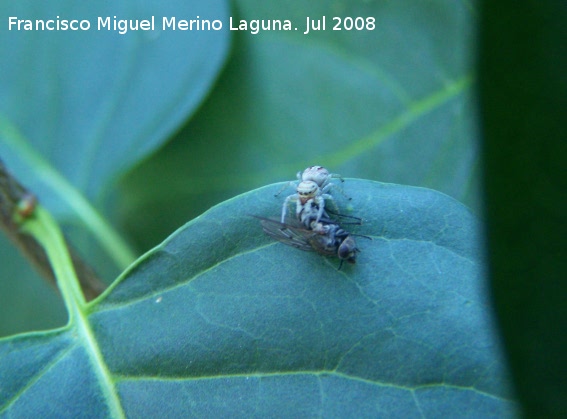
0,0,230,335
0,239,67,336
120,0,480,250
0,0,230,204
0,0,229,257
0,180,517,416
479,1,567,416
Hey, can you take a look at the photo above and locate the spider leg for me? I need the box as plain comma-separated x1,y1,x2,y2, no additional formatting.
320,193,338,217
324,183,351,200
314,196,327,222
274,181,297,197
281,194,297,223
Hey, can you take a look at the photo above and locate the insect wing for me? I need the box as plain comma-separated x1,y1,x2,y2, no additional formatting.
257,217,316,252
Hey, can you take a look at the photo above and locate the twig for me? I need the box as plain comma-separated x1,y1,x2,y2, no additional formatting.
0,158,106,301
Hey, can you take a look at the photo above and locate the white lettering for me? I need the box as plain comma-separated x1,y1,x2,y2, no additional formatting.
98,16,153,34
98,16,110,30
8,16,91,31
163,16,222,31
229,17,291,34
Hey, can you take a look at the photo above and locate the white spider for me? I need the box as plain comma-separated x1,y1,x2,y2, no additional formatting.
275,165,348,198
301,165,342,189
280,180,335,225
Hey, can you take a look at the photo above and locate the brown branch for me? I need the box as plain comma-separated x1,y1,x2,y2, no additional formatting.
0,158,106,301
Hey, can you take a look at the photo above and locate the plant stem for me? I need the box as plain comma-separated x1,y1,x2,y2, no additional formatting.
22,206,87,311
0,115,137,270
1,159,106,300
21,205,126,418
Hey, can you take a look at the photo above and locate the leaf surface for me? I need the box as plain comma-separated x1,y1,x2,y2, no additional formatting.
0,0,230,335
120,0,480,249
0,180,517,417
0,0,229,204
480,1,567,415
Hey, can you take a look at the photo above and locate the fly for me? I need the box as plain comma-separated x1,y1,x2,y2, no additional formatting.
255,216,369,269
